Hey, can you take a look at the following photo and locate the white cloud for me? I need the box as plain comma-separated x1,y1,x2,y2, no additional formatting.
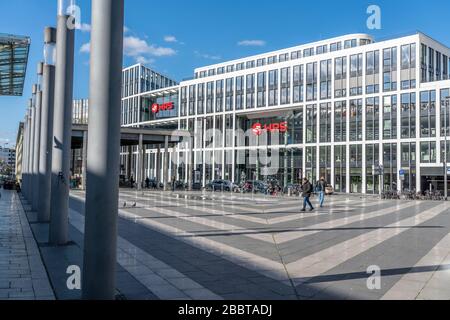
124,36,176,57
194,51,221,60
136,56,155,65
79,35,175,65
124,26,130,34
164,35,178,43
80,42,90,53
79,23,91,32
237,40,266,47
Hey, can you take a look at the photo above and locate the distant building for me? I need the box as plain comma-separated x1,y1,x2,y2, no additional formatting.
15,122,24,181
0,146,16,176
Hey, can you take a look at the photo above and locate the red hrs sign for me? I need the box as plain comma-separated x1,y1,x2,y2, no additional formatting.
151,102,174,114
252,122,288,136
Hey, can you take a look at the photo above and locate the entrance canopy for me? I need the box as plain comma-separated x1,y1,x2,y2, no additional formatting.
0,33,30,96
71,124,191,149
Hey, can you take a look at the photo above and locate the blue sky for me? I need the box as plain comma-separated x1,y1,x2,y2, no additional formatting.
1,0,450,146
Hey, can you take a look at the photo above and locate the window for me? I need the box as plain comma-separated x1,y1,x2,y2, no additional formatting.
206,82,214,113
335,145,347,193
280,67,291,105
226,65,234,73
306,62,317,101
366,50,380,94
428,47,435,82
225,78,234,111
291,50,302,60
349,99,363,141
188,85,196,115
420,90,436,137
197,83,205,114
366,97,380,141
306,104,317,143
215,80,224,112
257,58,266,67
316,45,327,55
334,101,347,142
246,74,255,109
350,54,363,96
400,44,417,89
330,42,341,52
257,72,266,108
443,55,449,80
334,57,347,98
436,51,442,81
319,103,331,142
383,143,398,191
441,89,450,137
420,142,436,163
383,47,397,92
268,70,278,106
401,93,416,138
303,48,314,57
180,86,187,117
236,63,244,71
320,60,332,100
293,65,304,103
421,44,427,83
246,60,255,69
235,76,244,110
279,53,289,62
383,95,397,139
366,144,380,194
268,56,277,65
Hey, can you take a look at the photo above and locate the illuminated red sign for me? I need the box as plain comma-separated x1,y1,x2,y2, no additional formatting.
151,102,174,114
252,122,288,136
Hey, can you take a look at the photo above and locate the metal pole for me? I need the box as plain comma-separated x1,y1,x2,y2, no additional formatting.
81,130,88,190
38,27,57,222
32,88,43,211
445,101,448,200
29,88,37,202
22,110,30,199
163,135,169,191
49,1,75,245
82,0,124,300
25,101,33,200
137,134,143,191
32,63,44,212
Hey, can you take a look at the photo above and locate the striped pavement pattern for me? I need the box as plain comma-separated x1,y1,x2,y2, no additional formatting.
70,190,450,300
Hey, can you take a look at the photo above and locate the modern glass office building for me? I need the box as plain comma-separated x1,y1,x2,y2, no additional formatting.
122,32,450,194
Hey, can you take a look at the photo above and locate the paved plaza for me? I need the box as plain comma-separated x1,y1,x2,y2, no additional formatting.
0,191,54,300
2,188,450,300
69,189,450,300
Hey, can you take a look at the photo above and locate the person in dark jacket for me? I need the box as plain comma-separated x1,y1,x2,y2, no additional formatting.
316,177,327,208
301,178,314,212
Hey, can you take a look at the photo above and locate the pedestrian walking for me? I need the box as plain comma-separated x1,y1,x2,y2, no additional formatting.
301,178,314,212
171,176,176,192
130,176,135,189
316,177,327,208
145,177,150,189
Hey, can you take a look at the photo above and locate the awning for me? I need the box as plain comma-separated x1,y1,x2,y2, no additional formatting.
0,33,30,96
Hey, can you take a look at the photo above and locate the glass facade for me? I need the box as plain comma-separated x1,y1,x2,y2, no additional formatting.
122,33,450,194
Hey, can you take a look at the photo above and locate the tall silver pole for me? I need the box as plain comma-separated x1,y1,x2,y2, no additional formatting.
23,109,30,199
49,0,75,245
82,0,124,300
32,63,44,211
29,88,37,202
25,100,33,200
445,100,448,200
38,27,57,222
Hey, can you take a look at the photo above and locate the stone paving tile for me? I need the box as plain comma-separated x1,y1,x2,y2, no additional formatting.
0,191,55,300
69,190,450,300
